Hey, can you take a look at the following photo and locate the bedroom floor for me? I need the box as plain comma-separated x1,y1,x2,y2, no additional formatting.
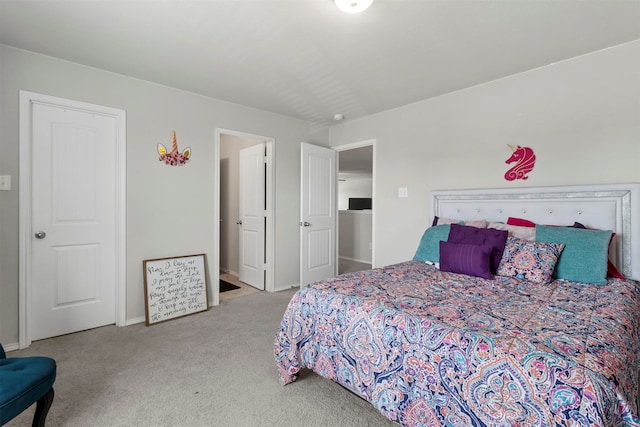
339,258,372,274
219,272,261,301
220,258,371,302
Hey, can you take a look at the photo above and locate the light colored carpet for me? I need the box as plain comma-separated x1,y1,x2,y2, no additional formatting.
338,258,372,275
5,289,396,427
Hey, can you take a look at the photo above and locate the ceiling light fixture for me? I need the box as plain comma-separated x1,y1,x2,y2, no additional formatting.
334,0,373,14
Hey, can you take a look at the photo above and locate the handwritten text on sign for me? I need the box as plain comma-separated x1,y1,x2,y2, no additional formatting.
143,254,208,325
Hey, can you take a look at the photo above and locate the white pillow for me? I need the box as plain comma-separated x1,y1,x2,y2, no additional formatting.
488,222,535,241
434,217,488,228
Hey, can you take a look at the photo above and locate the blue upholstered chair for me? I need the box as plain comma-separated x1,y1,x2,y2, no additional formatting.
0,343,56,426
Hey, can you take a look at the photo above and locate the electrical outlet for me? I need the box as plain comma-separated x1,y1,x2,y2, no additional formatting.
398,187,408,198
0,175,11,191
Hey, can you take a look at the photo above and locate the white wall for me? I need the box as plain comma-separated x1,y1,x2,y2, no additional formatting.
0,45,329,345
339,210,372,263
329,41,640,268
338,177,372,211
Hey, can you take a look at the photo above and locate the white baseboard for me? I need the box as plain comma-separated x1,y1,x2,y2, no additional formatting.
124,316,146,326
339,255,372,265
2,342,20,352
275,283,300,292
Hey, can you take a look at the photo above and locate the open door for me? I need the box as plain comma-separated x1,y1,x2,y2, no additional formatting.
300,143,337,287
238,144,265,290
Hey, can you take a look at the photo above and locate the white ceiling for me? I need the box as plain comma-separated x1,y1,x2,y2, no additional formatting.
1,0,639,127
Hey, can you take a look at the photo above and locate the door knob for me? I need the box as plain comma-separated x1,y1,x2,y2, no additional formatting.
236,220,242,225
34,231,46,239
300,221,311,227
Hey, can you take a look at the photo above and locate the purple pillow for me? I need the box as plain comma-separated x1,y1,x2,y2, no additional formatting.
439,241,492,279
447,223,508,274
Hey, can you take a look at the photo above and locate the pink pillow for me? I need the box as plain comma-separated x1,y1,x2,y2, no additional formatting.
607,260,625,279
507,217,536,228
439,241,492,279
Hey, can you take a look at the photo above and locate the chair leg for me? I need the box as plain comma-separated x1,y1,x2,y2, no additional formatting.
32,388,54,427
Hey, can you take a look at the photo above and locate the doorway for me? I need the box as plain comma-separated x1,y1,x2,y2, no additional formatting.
215,129,274,303
335,140,375,274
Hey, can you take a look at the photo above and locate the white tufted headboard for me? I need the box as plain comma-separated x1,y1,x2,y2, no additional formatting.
431,183,640,281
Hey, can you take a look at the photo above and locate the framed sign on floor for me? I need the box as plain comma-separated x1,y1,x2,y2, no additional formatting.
143,254,209,325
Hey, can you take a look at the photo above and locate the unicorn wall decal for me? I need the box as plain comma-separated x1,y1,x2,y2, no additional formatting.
158,131,191,166
504,144,535,181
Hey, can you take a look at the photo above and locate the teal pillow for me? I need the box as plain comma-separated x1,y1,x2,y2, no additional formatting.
413,224,451,263
535,224,612,284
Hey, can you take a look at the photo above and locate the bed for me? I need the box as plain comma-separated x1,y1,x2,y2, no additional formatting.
274,184,640,427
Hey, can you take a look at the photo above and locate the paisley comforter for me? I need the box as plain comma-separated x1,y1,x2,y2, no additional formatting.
274,261,640,426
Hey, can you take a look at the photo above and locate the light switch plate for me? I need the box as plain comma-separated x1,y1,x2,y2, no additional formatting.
0,175,11,191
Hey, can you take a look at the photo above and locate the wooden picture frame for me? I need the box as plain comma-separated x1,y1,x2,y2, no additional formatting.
143,253,209,326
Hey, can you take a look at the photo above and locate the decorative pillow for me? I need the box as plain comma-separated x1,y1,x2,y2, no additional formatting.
431,216,463,226
488,222,536,241
439,241,492,279
508,217,586,229
413,224,451,263
507,217,536,228
431,217,488,228
464,219,489,229
505,219,622,278
570,222,624,278
607,259,625,279
447,224,508,274
535,224,613,284
496,237,565,283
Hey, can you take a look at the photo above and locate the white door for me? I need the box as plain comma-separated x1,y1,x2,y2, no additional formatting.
30,102,118,340
300,143,337,287
238,144,265,289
